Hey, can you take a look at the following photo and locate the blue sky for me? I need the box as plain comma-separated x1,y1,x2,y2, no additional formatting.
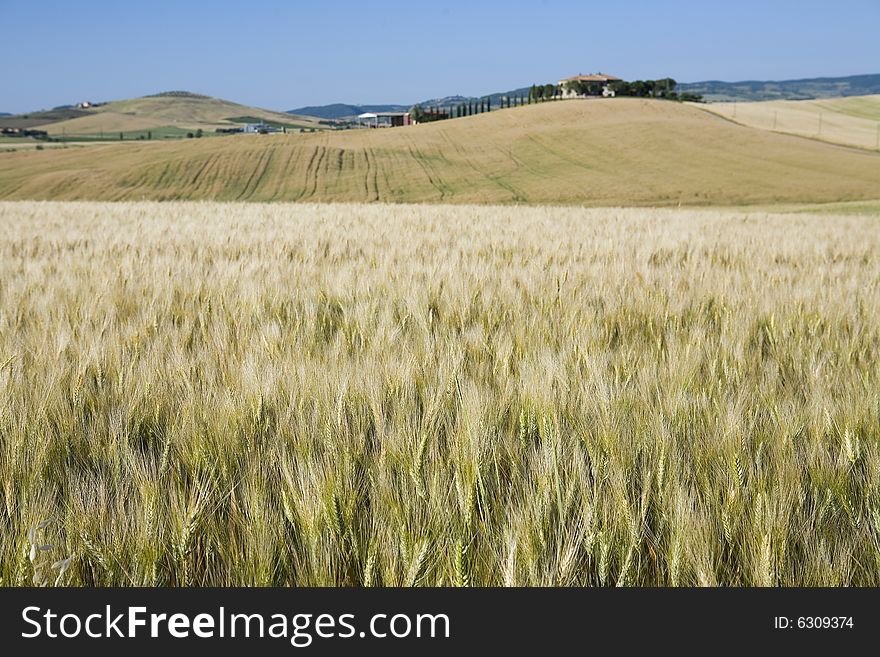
2,0,878,113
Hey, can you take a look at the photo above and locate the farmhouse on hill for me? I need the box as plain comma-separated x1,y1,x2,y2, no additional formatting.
559,73,622,98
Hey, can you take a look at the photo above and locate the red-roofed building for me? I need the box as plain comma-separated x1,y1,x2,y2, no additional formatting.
559,73,622,98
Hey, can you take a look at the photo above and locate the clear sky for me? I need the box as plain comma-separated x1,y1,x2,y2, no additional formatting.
2,0,878,113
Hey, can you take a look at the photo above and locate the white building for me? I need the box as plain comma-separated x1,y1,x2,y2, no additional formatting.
558,73,622,98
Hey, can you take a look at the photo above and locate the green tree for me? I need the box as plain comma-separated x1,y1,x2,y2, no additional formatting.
658,78,677,98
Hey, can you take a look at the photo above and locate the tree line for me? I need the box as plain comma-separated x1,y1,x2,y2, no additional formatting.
410,91,555,123
563,77,704,102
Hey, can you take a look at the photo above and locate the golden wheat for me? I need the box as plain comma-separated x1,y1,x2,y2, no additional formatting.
1,200,878,586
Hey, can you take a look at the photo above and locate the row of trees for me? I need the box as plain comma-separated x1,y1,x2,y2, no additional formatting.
410,90,558,123
530,84,562,100
612,78,678,98
600,78,704,102
612,79,700,101
411,99,496,122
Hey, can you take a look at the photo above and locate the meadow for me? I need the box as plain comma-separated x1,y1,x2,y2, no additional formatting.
2,201,879,586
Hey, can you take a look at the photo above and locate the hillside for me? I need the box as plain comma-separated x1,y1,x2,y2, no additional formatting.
680,73,880,102
1,98,879,206
0,92,322,138
700,95,880,150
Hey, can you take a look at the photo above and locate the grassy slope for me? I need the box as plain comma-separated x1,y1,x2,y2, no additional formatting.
34,95,322,136
1,98,879,206
700,95,880,150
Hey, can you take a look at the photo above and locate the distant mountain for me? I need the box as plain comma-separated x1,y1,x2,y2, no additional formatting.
679,73,880,102
0,112,11,117
288,103,410,119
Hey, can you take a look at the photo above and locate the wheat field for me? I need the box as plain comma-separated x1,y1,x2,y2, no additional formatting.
4,100,880,206
701,95,880,151
2,201,879,586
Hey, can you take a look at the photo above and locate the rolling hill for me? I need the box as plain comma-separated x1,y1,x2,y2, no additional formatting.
0,92,323,138
700,95,880,150
1,98,879,206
